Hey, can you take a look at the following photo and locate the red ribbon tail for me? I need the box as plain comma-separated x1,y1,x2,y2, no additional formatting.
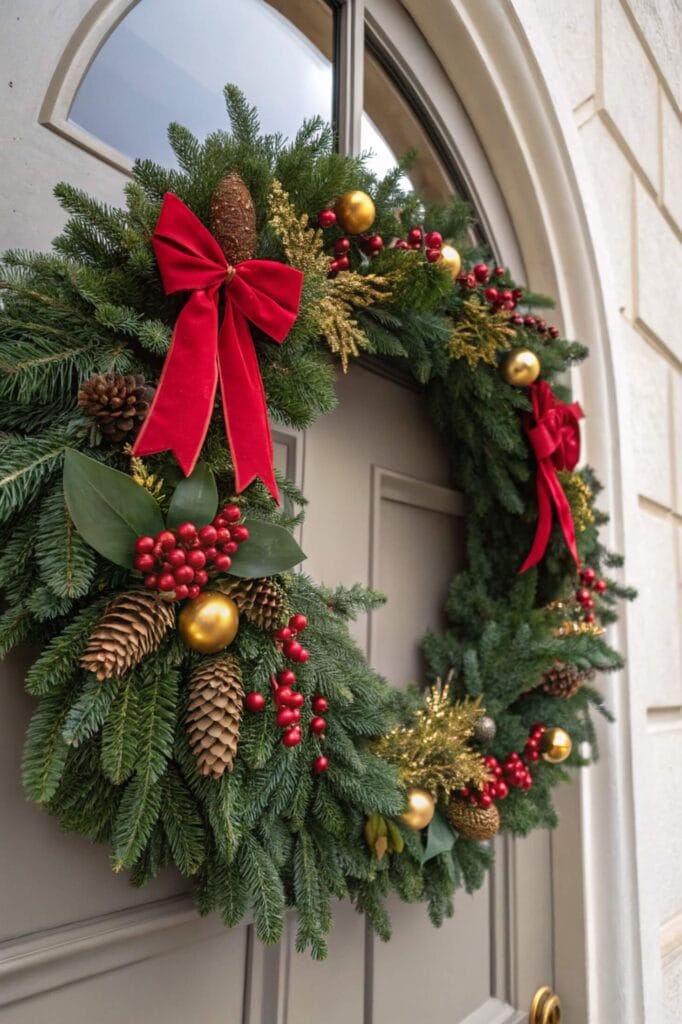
132,291,219,475
218,303,281,505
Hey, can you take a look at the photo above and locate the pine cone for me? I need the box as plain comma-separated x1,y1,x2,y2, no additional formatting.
446,796,500,841
209,173,256,264
217,577,287,631
78,372,155,442
541,660,594,699
81,591,175,681
186,655,244,778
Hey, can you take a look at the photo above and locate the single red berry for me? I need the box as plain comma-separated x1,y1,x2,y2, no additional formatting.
224,541,238,554
484,286,498,302
275,685,294,706
335,255,350,271
167,548,186,568
274,627,293,642
425,248,441,263
202,547,217,563
135,553,156,572
473,263,489,282
144,574,158,589
584,612,596,624
595,579,607,593
334,237,351,255
193,569,208,587
277,669,297,687
581,567,596,585
187,549,206,568
176,522,197,542
312,695,328,714
174,584,189,601
198,525,217,546
424,231,443,248
310,716,326,735
215,528,232,545
282,727,302,747
288,691,305,710
277,707,297,728
223,505,241,523
524,316,536,328
408,227,423,244
494,267,505,277
318,209,336,228
549,326,559,338
135,536,155,554
174,565,194,585
313,755,329,774
283,639,303,661
214,554,232,572
158,572,176,592
157,530,177,551
187,584,201,600
231,525,249,544
289,613,308,633
245,692,266,713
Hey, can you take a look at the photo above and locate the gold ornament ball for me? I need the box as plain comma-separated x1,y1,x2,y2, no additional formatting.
540,726,573,764
437,244,462,279
399,786,436,830
501,348,541,387
178,592,240,654
334,190,376,234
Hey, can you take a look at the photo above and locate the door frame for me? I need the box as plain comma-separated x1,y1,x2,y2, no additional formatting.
10,0,642,1020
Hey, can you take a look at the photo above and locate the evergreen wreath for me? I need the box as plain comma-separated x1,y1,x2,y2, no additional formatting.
0,87,634,959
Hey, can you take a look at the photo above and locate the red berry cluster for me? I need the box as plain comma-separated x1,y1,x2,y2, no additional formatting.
577,567,607,624
459,724,546,808
134,505,248,601
243,613,329,774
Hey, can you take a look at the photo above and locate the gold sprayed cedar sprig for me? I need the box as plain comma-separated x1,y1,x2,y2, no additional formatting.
373,678,489,800
268,180,392,371
447,297,516,369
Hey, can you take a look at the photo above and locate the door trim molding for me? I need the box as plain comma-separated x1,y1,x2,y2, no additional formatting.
0,895,233,1008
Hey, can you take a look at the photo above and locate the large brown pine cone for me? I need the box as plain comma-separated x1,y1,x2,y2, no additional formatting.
217,576,287,632
541,660,594,699
186,655,244,778
78,372,155,442
446,796,500,841
81,591,175,681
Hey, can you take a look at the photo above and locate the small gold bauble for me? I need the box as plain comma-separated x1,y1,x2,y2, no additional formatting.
501,349,541,387
540,726,572,764
334,190,376,234
178,592,240,654
437,244,462,279
399,786,436,830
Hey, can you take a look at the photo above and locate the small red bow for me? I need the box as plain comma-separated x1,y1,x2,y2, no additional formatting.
519,380,584,573
132,192,303,504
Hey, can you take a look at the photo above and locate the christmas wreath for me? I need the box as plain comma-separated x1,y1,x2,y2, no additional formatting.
0,88,633,958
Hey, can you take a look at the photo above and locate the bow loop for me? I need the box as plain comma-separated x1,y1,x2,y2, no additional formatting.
519,381,584,573
133,193,303,502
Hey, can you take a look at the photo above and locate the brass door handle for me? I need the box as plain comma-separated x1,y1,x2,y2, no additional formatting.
530,985,562,1024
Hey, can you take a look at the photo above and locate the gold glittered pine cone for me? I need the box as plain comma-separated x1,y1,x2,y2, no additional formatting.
81,591,175,681
186,655,244,779
446,796,500,841
217,576,287,632
541,660,594,699
78,372,155,442
209,173,257,265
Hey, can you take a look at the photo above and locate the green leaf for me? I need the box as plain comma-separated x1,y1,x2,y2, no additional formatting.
421,809,456,864
228,520,306,578
166,462,218,530
63,449,164,568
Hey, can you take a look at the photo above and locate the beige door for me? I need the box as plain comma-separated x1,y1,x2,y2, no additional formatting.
0,2,559,1022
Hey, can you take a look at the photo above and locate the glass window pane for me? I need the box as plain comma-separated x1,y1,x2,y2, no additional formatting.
69,0,334,165
362,47,452,201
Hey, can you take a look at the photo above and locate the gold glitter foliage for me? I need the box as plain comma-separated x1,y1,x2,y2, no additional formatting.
373,679,489,799
447,298,516,369
558,471,595,533
267,180,392,370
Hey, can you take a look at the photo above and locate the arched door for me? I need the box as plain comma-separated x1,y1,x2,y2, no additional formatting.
0,3,559,1022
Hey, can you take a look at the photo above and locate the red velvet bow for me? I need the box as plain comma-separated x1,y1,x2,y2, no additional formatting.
132,192,303,503
519,380,584,573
